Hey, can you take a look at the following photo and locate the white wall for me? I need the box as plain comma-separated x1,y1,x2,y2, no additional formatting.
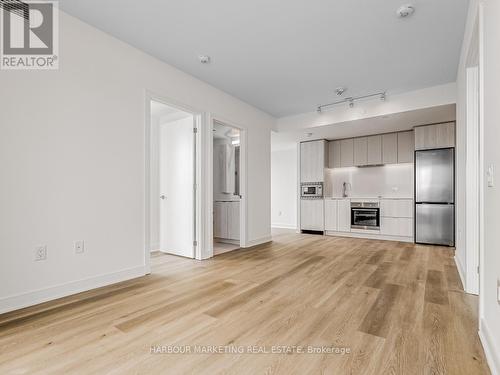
455,0,481,295
325,164,414,198
271,147,297,229
480,1,500,373
0,11,274,313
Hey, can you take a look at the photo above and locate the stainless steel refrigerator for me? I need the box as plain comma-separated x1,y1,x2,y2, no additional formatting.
415,148,455,246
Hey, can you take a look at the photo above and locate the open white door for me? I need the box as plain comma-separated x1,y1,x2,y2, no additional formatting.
159,115,196,258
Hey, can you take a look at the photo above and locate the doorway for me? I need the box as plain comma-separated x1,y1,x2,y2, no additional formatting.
212,120,242,255
149,98,198,261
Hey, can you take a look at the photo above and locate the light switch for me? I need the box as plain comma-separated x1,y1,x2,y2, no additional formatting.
497,279,500,304
487,164,494,187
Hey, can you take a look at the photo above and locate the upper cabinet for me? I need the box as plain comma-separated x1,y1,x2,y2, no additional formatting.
340,139,354,167
367,135,382,165
382,133,398,164
414,122,455,150
397,131,414,163
300,140,327,182
328,140,341,168
329,131,413,168
353,137,368,166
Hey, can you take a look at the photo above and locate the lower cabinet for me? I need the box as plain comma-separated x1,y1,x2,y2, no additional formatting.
300,199,324,231
325,199,350,232
214,201,240,240
337,199,351,232
380,217,413,237
324,199,338,231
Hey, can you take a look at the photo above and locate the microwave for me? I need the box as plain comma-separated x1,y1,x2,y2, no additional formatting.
300,183,323,198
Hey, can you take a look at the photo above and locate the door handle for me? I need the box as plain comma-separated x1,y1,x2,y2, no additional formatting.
160,195,166,200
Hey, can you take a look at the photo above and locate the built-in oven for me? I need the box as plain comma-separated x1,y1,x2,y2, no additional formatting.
300,182,323,199
351,202,380,230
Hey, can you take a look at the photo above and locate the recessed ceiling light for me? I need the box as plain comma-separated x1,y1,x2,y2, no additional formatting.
198,55,211,64
397,4,415,18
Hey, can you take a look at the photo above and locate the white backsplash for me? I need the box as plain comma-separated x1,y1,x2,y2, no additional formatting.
325,163,414,198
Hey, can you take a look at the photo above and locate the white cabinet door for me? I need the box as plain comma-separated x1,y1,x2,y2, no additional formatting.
328,141,341,168
340,139,354,167
381,199,413,218
396,200,413,218
397,131,414,163
300,199,324,230
337,199,351,232
382,133,398,164
214,202,226,238
381,217,399,236
381,217,413,237
227,202,240,240
353,137,368,166
300,140,325,182
367,135,382,165
398,218,413,237
324,199,338,231
380,199,398,217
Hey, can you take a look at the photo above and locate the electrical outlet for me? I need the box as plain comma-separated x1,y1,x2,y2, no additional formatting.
35,246,47,261
74,240,85,254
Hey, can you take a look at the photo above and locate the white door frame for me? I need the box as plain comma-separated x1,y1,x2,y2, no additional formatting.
205,115,247,258
144,91,205,272
465,65,480,295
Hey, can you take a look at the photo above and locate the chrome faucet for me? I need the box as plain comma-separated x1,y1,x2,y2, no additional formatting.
342,182,352,197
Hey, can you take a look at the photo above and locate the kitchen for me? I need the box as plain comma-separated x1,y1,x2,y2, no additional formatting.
299,122,455,246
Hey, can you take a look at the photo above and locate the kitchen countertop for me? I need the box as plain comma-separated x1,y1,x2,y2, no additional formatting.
325,196,413,200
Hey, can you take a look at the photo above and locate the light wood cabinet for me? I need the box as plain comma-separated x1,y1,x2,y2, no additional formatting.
381,217,413,237
300,199,324,231
300,140,327,182
380,199,413,218
397,131,414,163
337,199,351,232
340,139,354,167
214,201,240,240
380,199,413,238
414,122,455,150
328,140,341,168
367,135,382,165
324,199,338,231
382,133,398,164
353,137,368,166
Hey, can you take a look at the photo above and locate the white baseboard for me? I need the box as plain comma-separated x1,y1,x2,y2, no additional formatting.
244,235,272,248
271,223,297,230
0,265,147,315
454,255,466,292
479,318,500,375
150,242,160,252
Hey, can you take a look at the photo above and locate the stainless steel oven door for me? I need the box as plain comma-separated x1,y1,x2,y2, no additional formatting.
351,208,380,230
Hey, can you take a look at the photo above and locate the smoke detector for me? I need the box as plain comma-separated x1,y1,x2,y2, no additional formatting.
397,5,415,18
198,55,211,64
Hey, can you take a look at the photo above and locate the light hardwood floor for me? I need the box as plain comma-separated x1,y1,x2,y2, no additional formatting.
0,233,490,374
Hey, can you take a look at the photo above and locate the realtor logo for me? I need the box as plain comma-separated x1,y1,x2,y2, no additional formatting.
0,0,58,69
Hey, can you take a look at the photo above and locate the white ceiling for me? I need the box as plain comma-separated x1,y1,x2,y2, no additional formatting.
271,104,456,151
60,0,468,117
